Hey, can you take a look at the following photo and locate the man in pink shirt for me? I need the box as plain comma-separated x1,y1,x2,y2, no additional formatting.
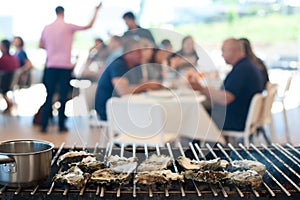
39,3,102,133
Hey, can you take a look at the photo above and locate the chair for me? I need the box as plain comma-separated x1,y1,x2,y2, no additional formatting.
274,75,293,142
256,85,278,145
106,97,178,147
222,93,264,147
70,79,109,135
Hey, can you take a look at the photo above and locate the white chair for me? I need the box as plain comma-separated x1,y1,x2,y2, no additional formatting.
256,85,278,145
222,93,264,147
70,79,109,135
274,75,293,142
106,97,178,147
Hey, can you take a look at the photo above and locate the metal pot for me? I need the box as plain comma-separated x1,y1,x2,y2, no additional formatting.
0,139,54,187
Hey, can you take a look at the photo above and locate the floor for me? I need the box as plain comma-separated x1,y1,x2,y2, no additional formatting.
0,69,299,148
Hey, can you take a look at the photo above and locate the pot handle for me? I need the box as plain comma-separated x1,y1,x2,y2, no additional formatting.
0,155,15,164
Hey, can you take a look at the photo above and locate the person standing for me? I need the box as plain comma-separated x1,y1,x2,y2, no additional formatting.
39,3,102,133
122,11,156,44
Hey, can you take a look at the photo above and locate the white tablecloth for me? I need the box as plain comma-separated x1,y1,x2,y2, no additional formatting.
109,90,225,144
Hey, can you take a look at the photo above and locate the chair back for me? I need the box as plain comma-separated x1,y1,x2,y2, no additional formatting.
244,93,264,136
260,86,278,125
106,97,167,145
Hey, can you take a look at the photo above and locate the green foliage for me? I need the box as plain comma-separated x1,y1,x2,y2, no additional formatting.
173,13,300,45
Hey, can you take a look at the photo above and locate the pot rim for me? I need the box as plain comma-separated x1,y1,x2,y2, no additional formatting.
0,139,54,155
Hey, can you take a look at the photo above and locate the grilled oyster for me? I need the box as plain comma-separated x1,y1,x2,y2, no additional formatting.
108,155,138,173
230,160,266,176
227,170,263,188
183,170,229,184
134,170,184,185
184,170,229,184
90,168,132,185
57,151,93,166
53,166,90,189
74,156,105,173
137,154,172,172
177,156,229,171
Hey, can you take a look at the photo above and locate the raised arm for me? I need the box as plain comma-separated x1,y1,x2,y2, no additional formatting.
81,2,102,30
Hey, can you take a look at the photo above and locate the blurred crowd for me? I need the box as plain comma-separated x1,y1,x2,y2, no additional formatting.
0,3,269,137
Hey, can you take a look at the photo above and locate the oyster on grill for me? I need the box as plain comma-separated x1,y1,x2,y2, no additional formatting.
53,166,90,189
108,155,138,173
74,156,105,173
89,155,138,185
137,154,172,172
90,168,132,185
134,170,184,185
227,170,263,188
230,160,266,176
183,170,229,184
57,151,93,166
177,156,229,171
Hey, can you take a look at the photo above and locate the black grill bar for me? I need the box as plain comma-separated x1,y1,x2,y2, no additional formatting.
132,143,137,197
228,143,291,196
225,143,275,197
286,143,300,158
166,142,186,197
143,144,153,197
63,143,79,196
177,142,202,197
274,143,300,164
204,143,229,198
215,143,245,197
155,144,170,197
100,142,113,197
193,143,219,196
261,144,300,179
249,143,300,192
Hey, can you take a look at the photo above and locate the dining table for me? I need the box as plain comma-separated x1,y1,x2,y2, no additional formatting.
115,88,225,144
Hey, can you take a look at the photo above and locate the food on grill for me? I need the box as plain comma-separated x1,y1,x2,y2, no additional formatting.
73,156,105,173
137,154,171,172
57,150,93,166
89,155,138,185
134,170,184,185
183,170,229,184
177,156,229,171
230,160,266,176
227,170,263,188
108,155,138,173
89,168,132,185
53,166,90,189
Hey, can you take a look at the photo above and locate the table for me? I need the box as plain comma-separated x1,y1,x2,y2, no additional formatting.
109,89,225,144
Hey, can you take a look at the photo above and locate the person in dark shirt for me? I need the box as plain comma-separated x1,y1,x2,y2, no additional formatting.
239,37,269,88
95,37,161,120
187,38,264,131
122,11,156,44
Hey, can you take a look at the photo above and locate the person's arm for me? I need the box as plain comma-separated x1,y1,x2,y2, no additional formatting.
21,59,33,72
38,38,44,49
112,77,162,96
187,72,235,105
81,2,102,30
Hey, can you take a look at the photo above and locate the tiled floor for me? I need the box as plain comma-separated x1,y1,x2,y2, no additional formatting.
0,69,300,148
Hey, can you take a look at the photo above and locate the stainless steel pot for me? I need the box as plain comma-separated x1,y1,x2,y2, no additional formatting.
0,139,54,187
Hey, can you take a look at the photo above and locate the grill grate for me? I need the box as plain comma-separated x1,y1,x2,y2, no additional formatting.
0,142,300,199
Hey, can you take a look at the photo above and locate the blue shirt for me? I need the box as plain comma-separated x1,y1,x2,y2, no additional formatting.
95,56,143,120
15,49,28,67
212,57,264,131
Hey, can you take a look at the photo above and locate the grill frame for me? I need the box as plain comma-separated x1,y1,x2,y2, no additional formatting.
0,142,299,199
